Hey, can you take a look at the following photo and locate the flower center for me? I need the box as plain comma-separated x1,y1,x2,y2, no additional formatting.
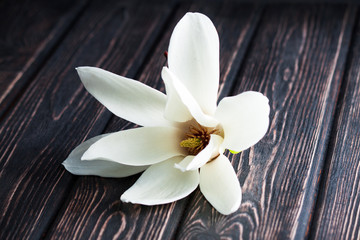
180,124,217,155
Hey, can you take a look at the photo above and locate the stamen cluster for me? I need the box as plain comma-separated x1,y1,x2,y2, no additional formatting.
180,124,218,155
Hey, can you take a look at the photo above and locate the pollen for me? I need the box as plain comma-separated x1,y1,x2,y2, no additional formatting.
180,137,202,148
180,123,218,155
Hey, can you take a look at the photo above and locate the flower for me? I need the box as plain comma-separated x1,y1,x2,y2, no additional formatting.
63,12,270,215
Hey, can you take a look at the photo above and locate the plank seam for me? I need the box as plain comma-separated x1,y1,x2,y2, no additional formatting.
172,4,266,239
0,0,89,125
40,2,180,239
226,5,265,97
100,2,181,134
6,1,98,239
307,5,360,240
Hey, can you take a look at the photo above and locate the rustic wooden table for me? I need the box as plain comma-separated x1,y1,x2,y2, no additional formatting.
1,0,360,239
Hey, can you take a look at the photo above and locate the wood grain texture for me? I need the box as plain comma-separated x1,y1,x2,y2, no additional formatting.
0,0,86,119
2,1,360,239
45,2,263,239
309,15,360,240
0,1,171,239
177,5,356,240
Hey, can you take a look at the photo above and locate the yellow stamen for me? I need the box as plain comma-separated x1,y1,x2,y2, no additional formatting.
180,137,202,148
180,123,219,155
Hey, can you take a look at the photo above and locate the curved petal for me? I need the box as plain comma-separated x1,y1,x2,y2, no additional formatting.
162,68,192,123
63,134,147,177
175,134,223,171
174,155,195,172
168,12,219,115
162,67,218,127
215,91,270,152
121,156,199,205
200,155,241,215
82,127,185,166
77,67,170,127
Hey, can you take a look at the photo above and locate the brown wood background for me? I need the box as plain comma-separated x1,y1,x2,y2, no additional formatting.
1,0,359,239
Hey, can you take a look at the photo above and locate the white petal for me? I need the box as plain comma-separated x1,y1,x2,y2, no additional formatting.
168,12,219,115
162,67,192,122
174,155,195,172
77,67,170,127
162,67,218,127
63,134,147,177
121,156,199,205
215,91,270,152
175,134,223,171
200,155,241,215
82,127,185,166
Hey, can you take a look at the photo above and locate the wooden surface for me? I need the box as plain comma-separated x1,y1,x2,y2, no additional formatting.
1,0,360,239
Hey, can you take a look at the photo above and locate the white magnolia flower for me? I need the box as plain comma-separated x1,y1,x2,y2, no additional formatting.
63,12,270,215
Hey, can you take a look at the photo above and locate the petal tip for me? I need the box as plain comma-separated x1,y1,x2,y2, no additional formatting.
76,66,98,77
75,66,87,72
120,194,129,203
216,194,241,215
183,12,212,22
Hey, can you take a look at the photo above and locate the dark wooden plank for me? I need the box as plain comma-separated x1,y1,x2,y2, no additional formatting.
45,2,263,239
176,5,356,239
0,1,172,239
309,15,360,240
0,0,86,119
